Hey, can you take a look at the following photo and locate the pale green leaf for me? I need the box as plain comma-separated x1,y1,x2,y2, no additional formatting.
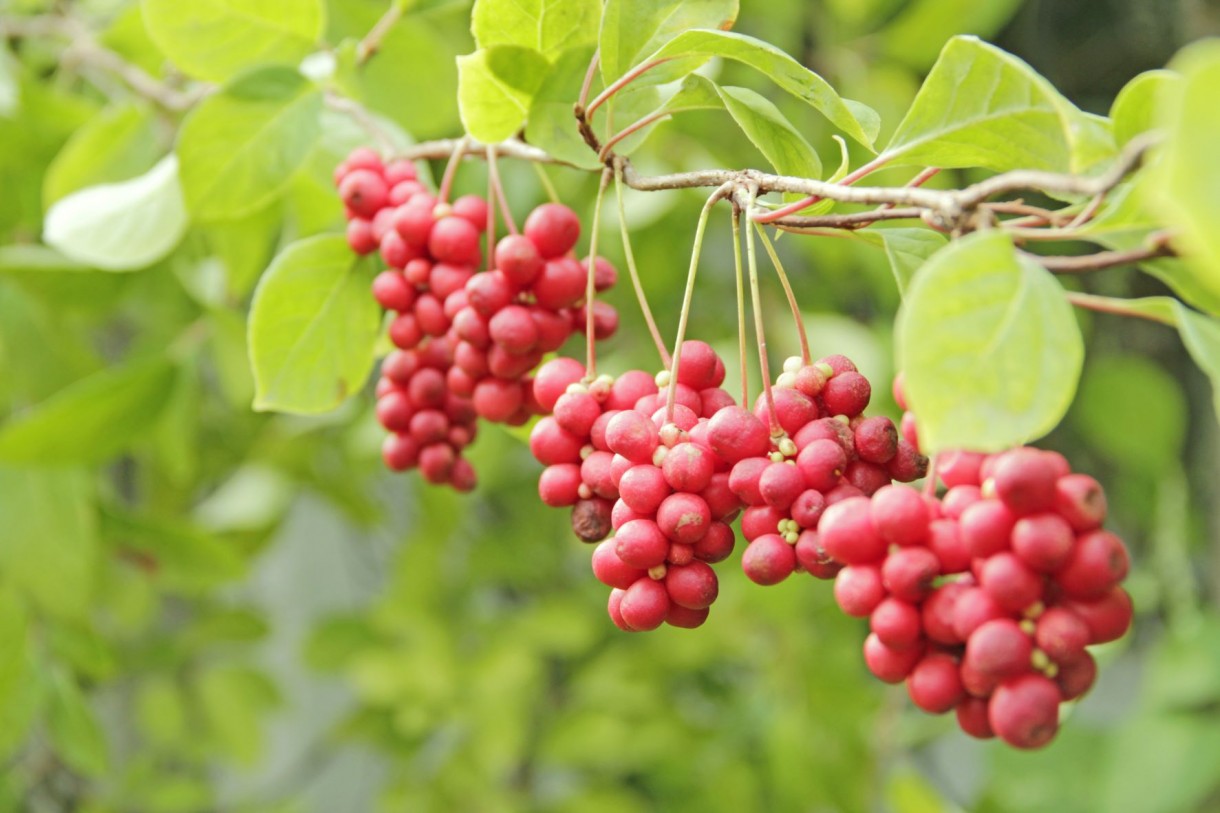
643,29,878,148
599,0,739,85
1111,69,1179,147
248,235,381,414
177,67,323,221
0,245,90,274
877,0,1025,70
46,668,108,776
43,103,159,207
43,155,187,271
0,466,96,620
1174,302,1220,423
457,46,550,143
472,0,600,60
1149,41,1220,303
525,45,603,169
141,0,325,82
898,231,1083,453
100,509,246,592
850,227,948,295
883,36,1114,174
0,357,177,464
715,85,821,179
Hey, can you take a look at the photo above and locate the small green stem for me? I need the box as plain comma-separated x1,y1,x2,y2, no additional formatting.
731,208,749,407
436,135,469,204
584,59,666,120
746,196,781,436
753,153,894,224
614,168,670,366
754,223,810,365
486,144,517,236
577,49,600,112
532,163,561,204
665,184,732,423
585,168,612,376
598,109,670,162
1065,292,1177,325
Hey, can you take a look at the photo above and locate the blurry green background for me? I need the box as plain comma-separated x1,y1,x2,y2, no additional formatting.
1,0,1219,811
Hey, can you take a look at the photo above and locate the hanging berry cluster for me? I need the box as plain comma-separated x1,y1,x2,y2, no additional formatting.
333,148,619,490
331,147,1133,751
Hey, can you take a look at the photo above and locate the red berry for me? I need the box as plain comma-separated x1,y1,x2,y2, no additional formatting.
495,234,544,286
980,552,1044,613
605,371,659,412
605,411,660,464
928,518,971,574
533,256,586,309
754,387,819,436
991,447,1060,515
656,492,711,544
381,433,419,471
822,371,871,416
472,378,523,422
939,450,986,488
451,194,488,230
854,416,898,464
693,521,736,564
951,587,1007,640
619,577,669,632
759,462,805,510
881,547,940,603
863,634,923,683
941,484,982,519
532,358,586,413
741,534,796,585
922,582,969,645
1055,530,1129,599
965,618,1033,679
1011,513,1075,573
740,505,786,542
1055,651,1097,700
339,169,388,218
615,519,669,569
607,588,632,631
989,674,1061,749
707,406,770,463
834,564,885,617
1034,606,1090,664
523,202,580,259
870,485,930,546
539,464,582,507
790,488,826,529
665,603,710,629
955,696,995,739
960,499,1017,559
675,340,723,390
1060,587,1133,644
907,653,965,714
1054,473,1107,532
819,497,886,565
583,255,618,292
665,561,718,609
797,438,848,493
376,391,414,432
418,443,456,484
887,439,928,482
871,598,922,649
529,417,584,465
428,215,481,265
662,442,716,493
618,465,670,514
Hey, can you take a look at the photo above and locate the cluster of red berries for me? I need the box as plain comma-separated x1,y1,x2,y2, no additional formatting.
529,342,744,631
714,355,927,587
333,147,619,489
816,380,1132,748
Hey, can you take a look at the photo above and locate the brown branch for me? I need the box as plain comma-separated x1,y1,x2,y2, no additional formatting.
1023,237,1175,273
771,207,924,230
357,2,406,65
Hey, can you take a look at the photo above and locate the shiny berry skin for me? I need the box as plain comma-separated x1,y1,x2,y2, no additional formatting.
523,203,581,258
741,534,796,585
988,674,1061,749
618,577,670,632
665,561,719,609
907,653,965,714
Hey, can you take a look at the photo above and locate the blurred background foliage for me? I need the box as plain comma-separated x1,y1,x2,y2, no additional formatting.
0,0,1218,811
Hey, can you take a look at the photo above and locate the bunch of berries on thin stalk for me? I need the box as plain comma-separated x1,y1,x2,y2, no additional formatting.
333,146,619,491
529,341,744,631
819,377,1133,749
718,354,928,587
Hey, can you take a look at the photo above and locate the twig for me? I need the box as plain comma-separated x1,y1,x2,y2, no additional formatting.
1024,238,1173,273
357,2,406,65
324,94,397,154
1065,292,1177,325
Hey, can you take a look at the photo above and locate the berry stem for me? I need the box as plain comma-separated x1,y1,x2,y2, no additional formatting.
753,153,894,224
436,135,469,205
585,168,613,376
745,195,782,437
577,48,601,112
731,207,750,407
613,166,671,366
754,223,810,365
666,183,733,423
879,166,941,211
924,454,939,497
532,162,561,204
484,146,497,269
485,144,518,236
598,109,670,162
584,59,665,120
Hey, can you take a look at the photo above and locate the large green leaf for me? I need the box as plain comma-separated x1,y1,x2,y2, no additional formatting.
176,67,323,221
850,227,948,296
1111,69,1179,147
1174,302,1220,423
1149,41,1220,302
883,36,1114,174
46,668,108,776
457,46,551,143
141,0,325,82
43,155,187,271
525,45,603,169
897,231,1083,453
472,0,600,60
599,0,738,85
715,85,821,179
248,235,381,414
876,0,1025,70
0,466,96,620
42,103,159,206
642,30,879,148
0,356,176,464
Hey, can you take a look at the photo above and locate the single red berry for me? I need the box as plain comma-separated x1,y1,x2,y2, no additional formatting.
662,442,716,493
871,598,923,649
869,485,930,547
605,371,659,412
529,416,584,465
989,674,1061,749
921,581,969,645
960,499,1017,559
532,357,586,413
991,447,1061,515
1034,606,1090,663
339,168,388,218
451,194,489,230
614,519,669,569
381,433,419,471
472,378,523,422
619,577,670,632
656,492,712,544
881,546,941,603
964,618,1034,679
523,202,580,259
1054,530,1129,600
822,371,871,417
955,696,995,739
886,439,928,482
844,460,891,497
754,387,819,436
939,450,986,488
418,443,456,484
675,340,723,390
741,534,796,585
863,634,924,683
533,256,586,309
834,564,885,617
819,496,886,565
759,462,805,510
665,560,718,609
790,488,826,529
707,406,770,463
907,653,966,714
951,587,1007,641
1060,587,1133,644
617,465,670,515
428,215,481,266
1053,473,1107,532
665,603,710,629
605,411,661,464
928,518,971,574
1055,651,1097,701
584,255,618,292
1011,513,1075,573
854,416,898,464
980,552,1044,613
539,464,582,507
692,520,735,564
941,484,982,519
740,504,785,542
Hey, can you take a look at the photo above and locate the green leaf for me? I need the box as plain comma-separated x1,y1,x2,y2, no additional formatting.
43,155,187,271
1173,302,1220,423
643,30,878,148
457,46,550,143
1149,41,1220,301
1071,355,1186,473
883,36,1113,174
43,103,159,206
876,0,1025,70
898,231,1083,453
100,509,246,592
599,0,739,86
0,590,29,705
850,227,948,296
46,668,108,776
197,666,280,765
472,0,600,60
525,45,604,169
248,235,381,414
0,45,18,118
0,245,90,274
177,67,323,221
141,0,325,82
0,357,177,465
714,85,821,179
1111,69,1179,147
